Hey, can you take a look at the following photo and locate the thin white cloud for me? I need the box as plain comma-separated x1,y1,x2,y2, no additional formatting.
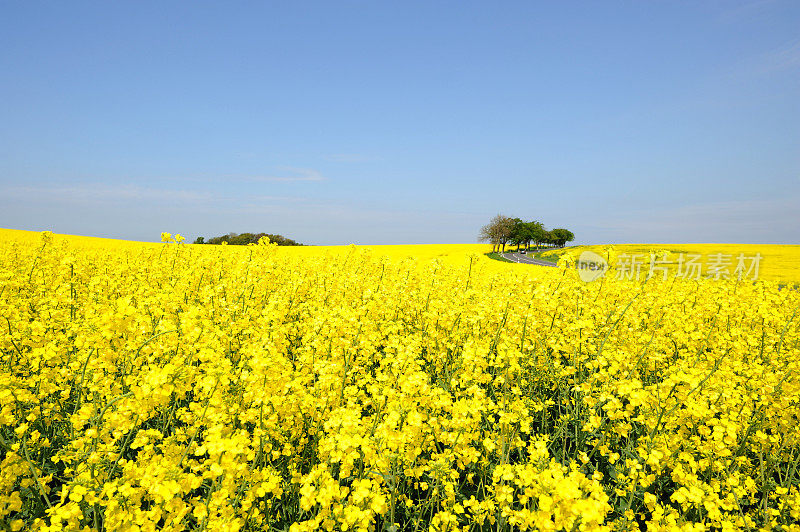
2,184,212,203
325,154,377,163
759,39,800,72
722,38,800,82
590,197,800,243
0,184,314,209
717,0,781,24
246,167,325,182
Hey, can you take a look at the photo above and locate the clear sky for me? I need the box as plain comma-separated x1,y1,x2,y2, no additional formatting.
1,1,798,245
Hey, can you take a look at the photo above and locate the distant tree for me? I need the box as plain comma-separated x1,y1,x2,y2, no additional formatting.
509,218,527,251
478,224,495,251
205,232,303,246
259,233,301,246
481,217,573,252
193,236,205,244
550,228,575,248
564,229,575,246
540,230,555,248
479,214,515,252
525,221,546,250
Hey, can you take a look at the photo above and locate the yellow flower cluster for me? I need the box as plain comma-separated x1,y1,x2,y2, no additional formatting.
1,228,799,531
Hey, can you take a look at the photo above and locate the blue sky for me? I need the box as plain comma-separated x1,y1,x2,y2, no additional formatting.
1,1,798,245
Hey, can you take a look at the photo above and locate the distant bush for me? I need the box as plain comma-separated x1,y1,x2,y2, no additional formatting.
199,232,303,246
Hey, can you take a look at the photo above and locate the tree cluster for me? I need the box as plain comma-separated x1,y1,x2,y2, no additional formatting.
193,233,303,246
479,215,574,253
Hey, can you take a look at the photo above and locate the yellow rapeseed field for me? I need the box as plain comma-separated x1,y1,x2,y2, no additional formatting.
1,228,799,531
539,244,800,285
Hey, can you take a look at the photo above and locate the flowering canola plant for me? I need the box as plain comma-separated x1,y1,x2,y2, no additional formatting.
1,228,799,531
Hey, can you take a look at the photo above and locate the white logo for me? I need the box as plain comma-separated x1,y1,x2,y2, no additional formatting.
576,251,608,282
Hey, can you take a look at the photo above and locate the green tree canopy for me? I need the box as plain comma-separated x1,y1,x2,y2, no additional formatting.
479,217,574,250
198,232,303,246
